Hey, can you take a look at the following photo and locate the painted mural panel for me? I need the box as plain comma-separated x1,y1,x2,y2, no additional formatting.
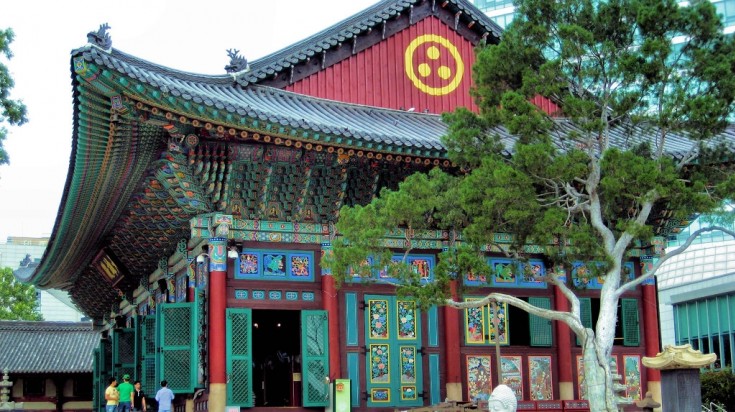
464,299,509,345
577,355,618,400
500,355,523,400
466,355,493,402
528,356,553,400
464,299,486,344
623,355,642,401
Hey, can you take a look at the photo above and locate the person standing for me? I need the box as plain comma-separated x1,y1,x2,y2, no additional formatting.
155,380,174,412
104,377,120,412
132,381,147,412
117,374,134,412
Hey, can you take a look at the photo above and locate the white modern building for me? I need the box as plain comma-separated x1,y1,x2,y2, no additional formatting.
1,236,87,322
655,222,735,370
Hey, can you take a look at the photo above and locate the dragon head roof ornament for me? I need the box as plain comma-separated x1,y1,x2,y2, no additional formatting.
87,23,112,51
225,48,250,78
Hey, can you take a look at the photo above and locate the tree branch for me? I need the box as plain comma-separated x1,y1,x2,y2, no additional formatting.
446,292,585,336
615,225,735,296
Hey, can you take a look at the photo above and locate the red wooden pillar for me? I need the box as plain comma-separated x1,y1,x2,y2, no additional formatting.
322,274,341,379
554,285,574,400
444,280,462,400
642,282,661,400
207,238,228,408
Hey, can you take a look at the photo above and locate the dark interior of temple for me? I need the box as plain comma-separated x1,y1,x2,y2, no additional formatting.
252,309,302,407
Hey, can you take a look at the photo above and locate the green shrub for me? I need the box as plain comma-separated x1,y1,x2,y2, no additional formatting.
701,368,735,410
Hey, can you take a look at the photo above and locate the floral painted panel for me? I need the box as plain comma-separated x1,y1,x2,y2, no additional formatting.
466,355,493,402
370,344,390,383
397,301,417,339
528,356,553,400
400,346,417,383
239,253,259,275
371,388,390,402
290,254,311,277
623,355,642,400
464,299,486,344
489,302,509,344
501,356,523,400
369,299,390,339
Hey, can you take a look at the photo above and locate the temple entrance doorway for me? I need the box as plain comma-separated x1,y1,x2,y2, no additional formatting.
252,309,302,407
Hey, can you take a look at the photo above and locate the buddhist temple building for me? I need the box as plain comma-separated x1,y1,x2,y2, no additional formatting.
23,0,727,410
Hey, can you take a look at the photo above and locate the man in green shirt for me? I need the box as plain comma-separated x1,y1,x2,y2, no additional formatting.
117,374,134,412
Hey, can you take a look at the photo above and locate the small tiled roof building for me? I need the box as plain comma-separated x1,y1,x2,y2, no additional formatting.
0,321,99,412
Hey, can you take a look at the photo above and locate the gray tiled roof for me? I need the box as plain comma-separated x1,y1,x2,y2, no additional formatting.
76,44,735,160
0,321,99,373
76,46,450,156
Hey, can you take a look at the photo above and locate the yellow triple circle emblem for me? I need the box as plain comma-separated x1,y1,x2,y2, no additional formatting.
404,34,465,96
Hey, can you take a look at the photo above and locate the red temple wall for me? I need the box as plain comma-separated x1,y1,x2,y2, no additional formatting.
286,17,479,114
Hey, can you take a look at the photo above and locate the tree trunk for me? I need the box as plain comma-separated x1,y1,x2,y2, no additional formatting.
582,334,618,411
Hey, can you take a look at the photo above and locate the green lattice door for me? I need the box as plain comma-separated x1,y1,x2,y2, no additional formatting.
364,295,423,408
301,310,330,407
112,320,138,381
141,315,157,395
226,308,253,407
157,299,200,393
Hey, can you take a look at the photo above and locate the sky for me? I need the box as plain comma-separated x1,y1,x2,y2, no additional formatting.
0,0,380,241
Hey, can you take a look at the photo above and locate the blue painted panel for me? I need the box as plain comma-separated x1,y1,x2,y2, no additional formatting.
572,261,635,289
346,293,358,345
428,306,438,347
347,352,360,407
474,258,548,288
351,254,436,283
429,354,441,405
235,249,315,281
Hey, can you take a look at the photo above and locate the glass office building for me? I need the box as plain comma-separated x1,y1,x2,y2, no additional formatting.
472,0,735,32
